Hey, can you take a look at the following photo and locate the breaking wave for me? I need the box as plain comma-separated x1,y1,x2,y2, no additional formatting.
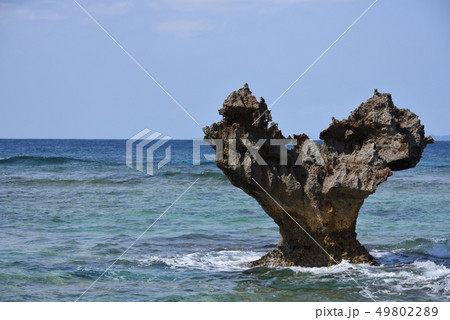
0,156,94,165
136,250,263,272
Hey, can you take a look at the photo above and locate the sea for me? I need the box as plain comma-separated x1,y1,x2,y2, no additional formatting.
0,139,448,302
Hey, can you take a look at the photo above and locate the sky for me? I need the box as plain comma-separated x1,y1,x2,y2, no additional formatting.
0,0,449,139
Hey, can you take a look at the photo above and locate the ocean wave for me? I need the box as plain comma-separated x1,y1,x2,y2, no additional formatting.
369,260,449,297
417,161,450,167
287,259,448,277
135,249,449,298
369,238,449,264
424,242,450,259
286,259,449,299
161,170,225,179
394,238,449,259
57,249,450,301
0,156,94,165
136,250,263,272
1,176,146,186
0,172,224,185
405,238,448,259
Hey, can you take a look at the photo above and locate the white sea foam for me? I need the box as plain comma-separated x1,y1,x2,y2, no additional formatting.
288,260,358,275
412,260,450,278
370,249,392,259
286,257,449,298
137,250,263,272
136,248,449,299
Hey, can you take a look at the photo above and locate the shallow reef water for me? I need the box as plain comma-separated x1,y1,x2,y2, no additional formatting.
0,139,448,301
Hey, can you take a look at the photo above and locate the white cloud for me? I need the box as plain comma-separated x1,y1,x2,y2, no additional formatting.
0,0,131,23
156,19,212,36
0,1,66,22
163,0,250,12
151,0,320,36
149,1,162,11
22,9,64,21
162,0,315,12
90,1,132,16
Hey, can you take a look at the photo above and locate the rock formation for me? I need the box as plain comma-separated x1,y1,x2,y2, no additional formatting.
203,84,433,267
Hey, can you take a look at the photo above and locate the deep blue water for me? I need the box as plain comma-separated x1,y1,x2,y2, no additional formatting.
0,139,448,301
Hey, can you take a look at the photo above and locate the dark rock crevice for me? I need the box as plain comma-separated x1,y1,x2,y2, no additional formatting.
204,84,433,267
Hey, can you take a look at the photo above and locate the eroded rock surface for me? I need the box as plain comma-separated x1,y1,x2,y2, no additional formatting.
203,84,433,267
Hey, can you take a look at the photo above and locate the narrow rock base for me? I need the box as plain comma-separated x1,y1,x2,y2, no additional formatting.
249,231,376,267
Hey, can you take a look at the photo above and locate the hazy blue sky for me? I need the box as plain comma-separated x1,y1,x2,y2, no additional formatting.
1,0,449,139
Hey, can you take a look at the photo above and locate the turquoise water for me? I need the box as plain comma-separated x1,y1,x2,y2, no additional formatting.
0,139,448,302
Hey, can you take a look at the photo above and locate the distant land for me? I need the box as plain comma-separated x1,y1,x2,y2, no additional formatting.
431,135,450,141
